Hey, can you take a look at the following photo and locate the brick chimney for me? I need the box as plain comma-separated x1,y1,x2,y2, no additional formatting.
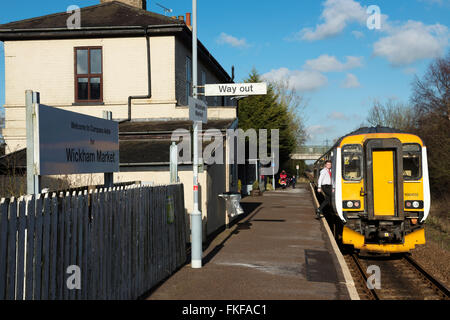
100,0,147,10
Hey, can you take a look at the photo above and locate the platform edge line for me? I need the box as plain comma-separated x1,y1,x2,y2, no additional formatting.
309,183,360,301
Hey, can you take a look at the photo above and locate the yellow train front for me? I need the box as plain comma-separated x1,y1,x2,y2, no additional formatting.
313,127,430,254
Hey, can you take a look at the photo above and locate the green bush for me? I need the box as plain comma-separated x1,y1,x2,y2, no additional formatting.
252,180,259,191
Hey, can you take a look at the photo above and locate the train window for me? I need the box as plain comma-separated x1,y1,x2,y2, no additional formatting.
342,145,363,181
403,144,421,180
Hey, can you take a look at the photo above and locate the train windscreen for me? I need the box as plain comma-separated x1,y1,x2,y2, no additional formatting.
403,144,421,180
342,145,363,181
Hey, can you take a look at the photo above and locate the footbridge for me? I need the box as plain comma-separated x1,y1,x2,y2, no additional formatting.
291,145,329,161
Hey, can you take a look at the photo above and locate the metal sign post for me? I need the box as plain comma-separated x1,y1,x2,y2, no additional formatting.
191,0,202,269
272,153,275,190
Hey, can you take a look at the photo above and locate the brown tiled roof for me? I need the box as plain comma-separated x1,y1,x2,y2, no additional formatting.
119,119,236,164
0,119,236,172
0,1,232,82
119,119,236,134
0,148,26,174
0,1,183,29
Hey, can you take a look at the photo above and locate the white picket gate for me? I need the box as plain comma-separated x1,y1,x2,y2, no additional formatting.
0,183,187,300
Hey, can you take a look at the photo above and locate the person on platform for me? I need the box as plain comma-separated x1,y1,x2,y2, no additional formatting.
316,160,334,219
279,170,287,188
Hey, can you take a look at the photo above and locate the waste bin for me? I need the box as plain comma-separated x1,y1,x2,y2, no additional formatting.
218,192,244,218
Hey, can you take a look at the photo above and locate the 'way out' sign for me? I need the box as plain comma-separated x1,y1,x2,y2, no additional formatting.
204,82,267,97
35,104,119,175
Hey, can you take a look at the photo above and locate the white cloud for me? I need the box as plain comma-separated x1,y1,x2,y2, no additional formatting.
327,111,363,121
307,124,332,135
327,112,348,120
262,68,328,92
216,32,249,48
352,30,364,39
305,124,336,144
373,20,449,66
296,0,367,41
341,73,361,88
304,54,363,72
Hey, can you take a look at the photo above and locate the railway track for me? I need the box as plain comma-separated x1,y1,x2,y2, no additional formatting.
344,252,450,300
309,182,449,300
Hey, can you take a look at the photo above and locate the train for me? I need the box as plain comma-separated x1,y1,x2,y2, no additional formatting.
309,127,430,254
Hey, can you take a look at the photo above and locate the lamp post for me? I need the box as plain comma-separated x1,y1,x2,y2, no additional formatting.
191,0,202,269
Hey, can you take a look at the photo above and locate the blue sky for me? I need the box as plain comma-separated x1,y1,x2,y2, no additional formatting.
1,0,449,144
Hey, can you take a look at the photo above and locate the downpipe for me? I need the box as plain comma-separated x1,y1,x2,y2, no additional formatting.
123,26,152,122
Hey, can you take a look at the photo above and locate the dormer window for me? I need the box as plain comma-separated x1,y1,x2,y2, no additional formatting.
74,47,103,103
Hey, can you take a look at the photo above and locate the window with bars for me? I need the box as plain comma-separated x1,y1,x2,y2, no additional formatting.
74,47,103,103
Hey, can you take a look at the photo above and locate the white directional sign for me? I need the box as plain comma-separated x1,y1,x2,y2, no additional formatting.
204,82,267,97
189,96,208,124
34,104,119,175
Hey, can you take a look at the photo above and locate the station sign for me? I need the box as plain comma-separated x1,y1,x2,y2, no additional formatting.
204,82,267,97
189,96,208,124
34,104,119,175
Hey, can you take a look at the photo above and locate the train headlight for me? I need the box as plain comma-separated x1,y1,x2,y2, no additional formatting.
343,200,361,209
404,200,423,209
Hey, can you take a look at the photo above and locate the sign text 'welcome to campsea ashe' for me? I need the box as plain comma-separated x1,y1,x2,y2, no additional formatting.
35,104,119,175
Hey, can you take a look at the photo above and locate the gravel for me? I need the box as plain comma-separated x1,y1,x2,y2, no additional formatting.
411,229,450,288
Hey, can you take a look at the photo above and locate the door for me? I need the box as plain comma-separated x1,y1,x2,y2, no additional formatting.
364,138,404,220
372,150,395,216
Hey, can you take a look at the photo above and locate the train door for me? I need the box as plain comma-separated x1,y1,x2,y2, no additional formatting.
373,150,395,215
364,139,404,220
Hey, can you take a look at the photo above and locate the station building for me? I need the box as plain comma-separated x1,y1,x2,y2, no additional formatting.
0,0,239,239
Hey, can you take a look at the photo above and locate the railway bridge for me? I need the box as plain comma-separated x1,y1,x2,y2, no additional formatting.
291,145,329,161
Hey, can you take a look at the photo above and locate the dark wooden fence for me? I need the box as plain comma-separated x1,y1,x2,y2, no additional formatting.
0,183,187,300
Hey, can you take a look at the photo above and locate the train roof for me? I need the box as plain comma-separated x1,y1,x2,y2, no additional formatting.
344,126,408,135
314,126,415,164
332,126,408,149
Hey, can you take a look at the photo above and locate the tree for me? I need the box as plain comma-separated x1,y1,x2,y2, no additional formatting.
238,69,302,165
271,78,308,148
411,53,450,198
366,98,415,131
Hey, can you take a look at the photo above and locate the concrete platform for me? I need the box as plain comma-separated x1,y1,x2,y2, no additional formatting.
147,184,351,300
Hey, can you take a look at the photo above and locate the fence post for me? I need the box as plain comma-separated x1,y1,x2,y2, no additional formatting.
26,90,41,195
103,111,114,188
170,142,178,183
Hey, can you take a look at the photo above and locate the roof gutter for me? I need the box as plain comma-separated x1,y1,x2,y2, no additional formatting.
0,24,184,37
0,24,184,41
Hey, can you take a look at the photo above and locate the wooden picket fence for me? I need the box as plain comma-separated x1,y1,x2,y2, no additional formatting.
0,183,187,300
